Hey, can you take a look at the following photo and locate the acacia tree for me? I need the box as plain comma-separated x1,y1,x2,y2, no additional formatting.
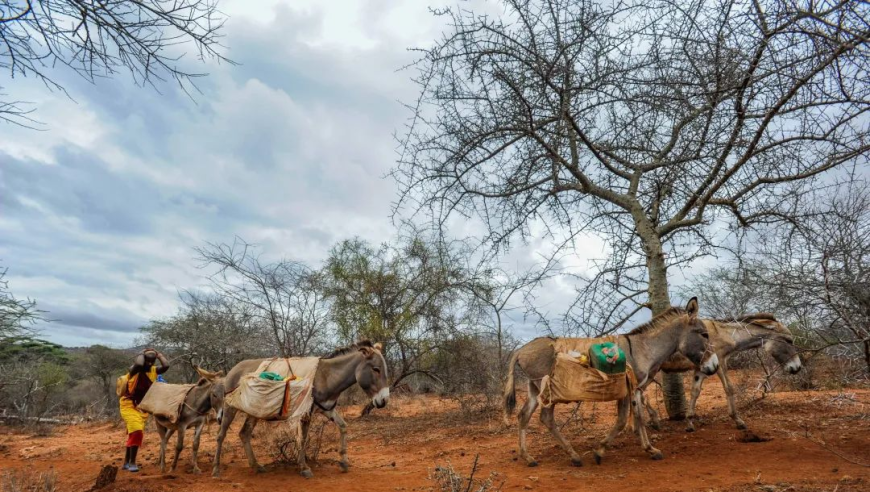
196,239,331,358
0,265,42,342
141,290,268,378
749,182,870,374
395,0,870,418
323,233,473,392
0,0,229,126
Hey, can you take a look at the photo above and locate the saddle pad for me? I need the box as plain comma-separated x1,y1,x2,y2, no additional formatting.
137,383,196,424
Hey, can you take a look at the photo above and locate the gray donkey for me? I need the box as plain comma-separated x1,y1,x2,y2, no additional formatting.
503,298,719,467
644,313,801,432
153,366,225,474
211,340,390,478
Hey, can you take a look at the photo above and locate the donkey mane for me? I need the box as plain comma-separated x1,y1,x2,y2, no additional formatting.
715,312,777,324
627,307,687,335
321,340,375,359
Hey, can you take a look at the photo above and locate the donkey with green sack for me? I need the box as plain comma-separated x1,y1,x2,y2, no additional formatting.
503,298,718,467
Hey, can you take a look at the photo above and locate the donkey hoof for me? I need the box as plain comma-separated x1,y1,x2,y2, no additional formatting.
571,458,583,467
527,461,538,468
736,422,748,430
685,424,695,433
255,465,267,474
650,450,664,461
593,452,603,465
191,467,202,475
648,421,661,431
339,462,349,473
301,469,314,479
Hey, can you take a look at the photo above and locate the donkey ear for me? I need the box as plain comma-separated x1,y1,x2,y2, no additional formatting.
686,297,699,321
373,342,383,352
359,346,374,358
195,366,221,381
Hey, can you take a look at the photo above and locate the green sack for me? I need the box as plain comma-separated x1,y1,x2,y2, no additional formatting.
589,342,626,374
259,371,284,381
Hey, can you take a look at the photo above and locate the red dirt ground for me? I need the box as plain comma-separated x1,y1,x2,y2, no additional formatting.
1,372,868,492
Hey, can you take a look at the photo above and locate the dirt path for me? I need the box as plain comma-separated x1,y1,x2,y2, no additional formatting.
1,374,868,492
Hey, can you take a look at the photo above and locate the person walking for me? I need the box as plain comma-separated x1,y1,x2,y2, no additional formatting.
118,348,170,472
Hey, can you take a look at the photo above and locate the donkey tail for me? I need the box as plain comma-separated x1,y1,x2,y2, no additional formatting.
502,349,521,425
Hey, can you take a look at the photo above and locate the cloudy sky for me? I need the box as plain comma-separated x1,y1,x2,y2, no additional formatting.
3,0,598,347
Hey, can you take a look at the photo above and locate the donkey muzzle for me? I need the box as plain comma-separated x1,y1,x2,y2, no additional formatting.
701,353,719,375
373,387,390,409
784,355,802,374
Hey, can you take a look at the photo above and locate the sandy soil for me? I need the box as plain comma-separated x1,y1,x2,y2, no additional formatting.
1,371,868,492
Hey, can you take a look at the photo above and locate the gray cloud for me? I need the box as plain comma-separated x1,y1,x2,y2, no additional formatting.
0,0,607,348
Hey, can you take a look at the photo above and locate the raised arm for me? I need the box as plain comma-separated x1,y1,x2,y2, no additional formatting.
155,352,170,375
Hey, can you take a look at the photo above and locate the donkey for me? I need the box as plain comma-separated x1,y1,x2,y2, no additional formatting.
644,313,801,432
211,340,389,478
503,298,718,467
153,366,225,475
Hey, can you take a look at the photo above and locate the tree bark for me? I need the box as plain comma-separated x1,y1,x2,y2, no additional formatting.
634,208,687,420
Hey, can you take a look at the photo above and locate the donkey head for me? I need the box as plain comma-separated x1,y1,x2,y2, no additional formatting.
194,365,226,415
355,342,390,409
761,320,802,374
677,297,719,375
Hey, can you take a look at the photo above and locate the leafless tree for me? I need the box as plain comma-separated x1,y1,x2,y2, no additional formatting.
395,0,870,418
464,253,559,366
747,181,870,375
141,290,269,377
0,265,42,342
196,238,331,358
1,0,230,127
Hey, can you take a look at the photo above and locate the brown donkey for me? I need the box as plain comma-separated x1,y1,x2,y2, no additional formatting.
503,298,718,467
211,341,390,478
153,366,225,474
644,313,801,432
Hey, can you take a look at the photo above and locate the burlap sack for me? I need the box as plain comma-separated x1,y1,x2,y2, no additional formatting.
225,358,319,421
538,352,633,406
137,383,196,423
553,336,618,357
255,357,319,380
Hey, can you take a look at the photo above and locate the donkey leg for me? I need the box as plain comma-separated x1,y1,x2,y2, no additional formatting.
718,362,746,430
685,371,707,432
156,424,169,474
239,417,265,473
212,406,238,478
643,390,663,431
518,381,540,467
171,425,185,472
594,397,629,464
540,405,583,466
325,409,350,472
191,421,205,474
297,417,314,478
632,390,663,460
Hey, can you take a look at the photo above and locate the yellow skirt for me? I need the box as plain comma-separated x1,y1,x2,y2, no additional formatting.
119,397,149,434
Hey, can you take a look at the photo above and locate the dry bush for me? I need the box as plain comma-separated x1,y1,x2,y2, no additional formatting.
266,417,335,465
430,455,502,492
0,468,58,492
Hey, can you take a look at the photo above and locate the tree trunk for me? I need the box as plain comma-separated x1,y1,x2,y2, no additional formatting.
634,208,687,420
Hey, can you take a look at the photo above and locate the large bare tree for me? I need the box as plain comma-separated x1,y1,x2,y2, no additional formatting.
395,0,870,418
1,0,229,126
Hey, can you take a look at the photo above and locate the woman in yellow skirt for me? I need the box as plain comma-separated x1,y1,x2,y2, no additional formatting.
119,349,170,472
